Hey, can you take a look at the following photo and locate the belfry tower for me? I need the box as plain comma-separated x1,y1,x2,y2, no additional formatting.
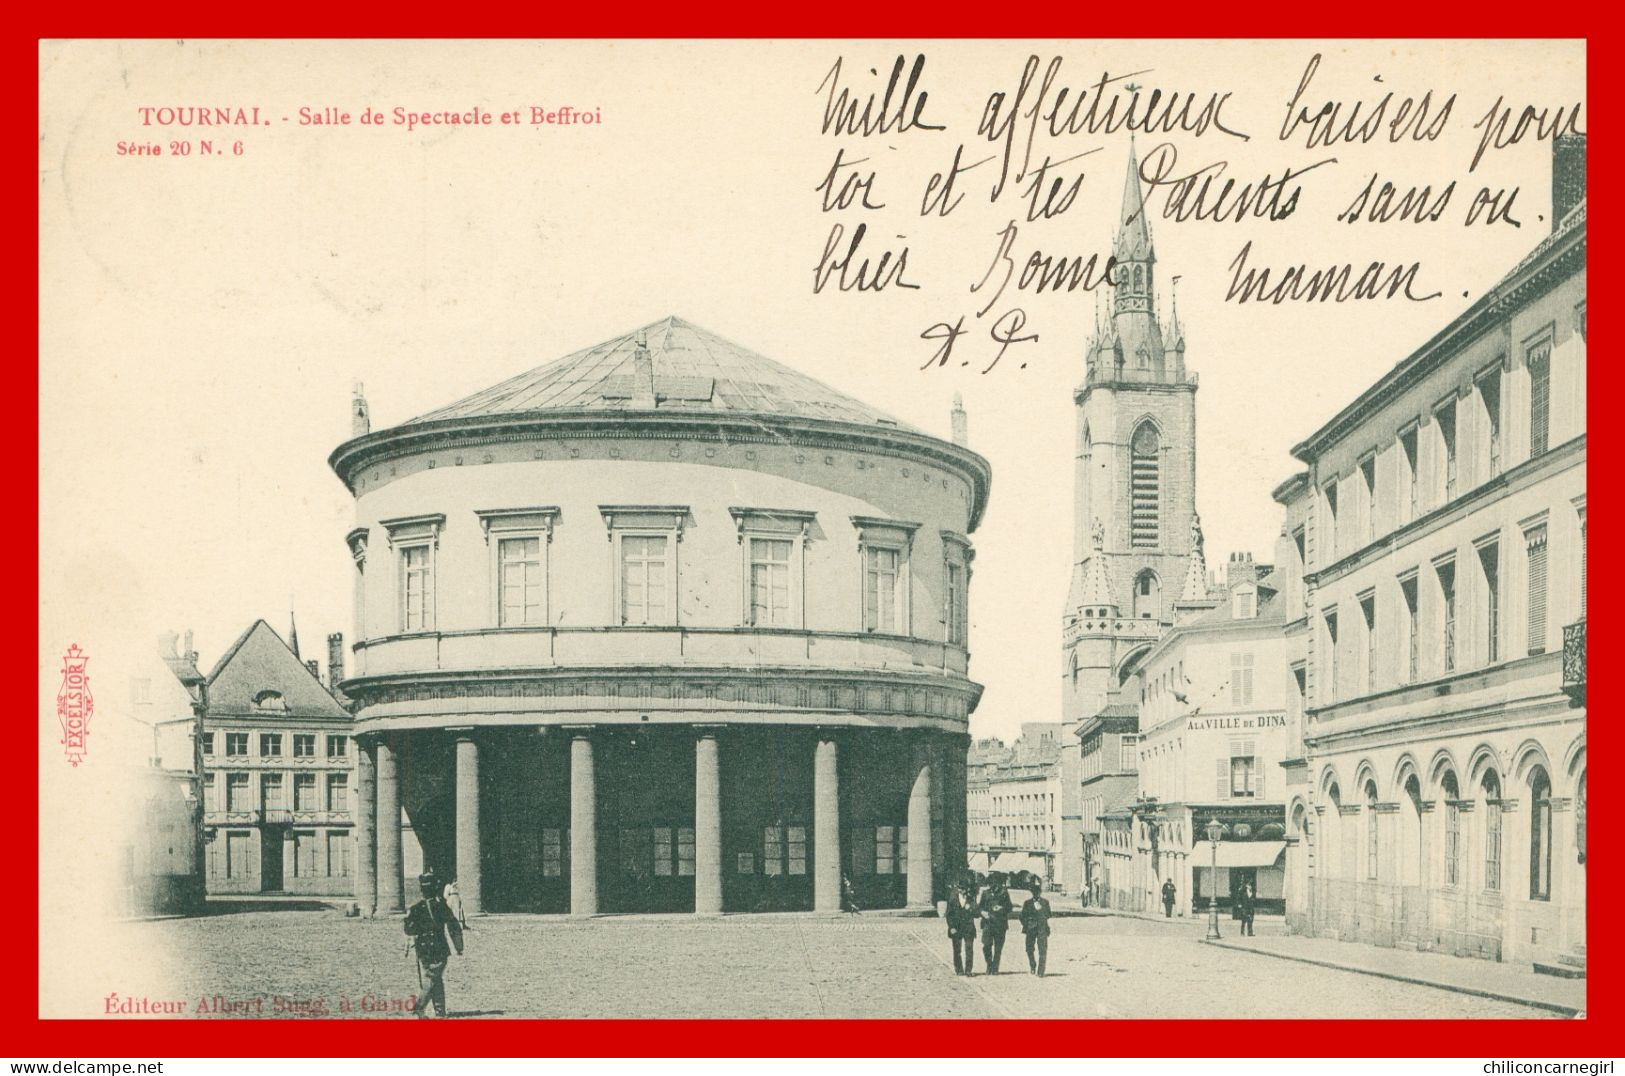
1062,146,1205,725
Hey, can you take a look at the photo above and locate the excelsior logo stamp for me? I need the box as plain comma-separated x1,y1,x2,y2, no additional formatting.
57,644,93,766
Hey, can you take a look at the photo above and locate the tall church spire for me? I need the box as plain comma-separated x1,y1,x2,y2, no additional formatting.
288,605,300,659
1109,143,1169,378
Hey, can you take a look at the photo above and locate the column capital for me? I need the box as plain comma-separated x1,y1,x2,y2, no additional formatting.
694,724,726,738
562,724,597,740
447,726,478,741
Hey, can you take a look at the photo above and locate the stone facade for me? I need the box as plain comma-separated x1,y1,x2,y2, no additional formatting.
332,316,991,915
1276,137,1586,970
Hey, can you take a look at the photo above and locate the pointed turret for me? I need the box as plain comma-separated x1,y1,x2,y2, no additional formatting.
1114,146,1153,267
288,607,301,659
1077,518,1116,613
1180,514,1211,604
1108,143,1168,378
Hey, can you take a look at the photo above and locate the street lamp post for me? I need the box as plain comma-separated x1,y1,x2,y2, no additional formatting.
1205,818,1224,941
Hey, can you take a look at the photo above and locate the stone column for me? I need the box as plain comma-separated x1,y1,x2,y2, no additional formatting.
354,738,376,916
375,738,404,913
454,731,483,916
694,730,723,915
569,731,598,916
813,734,840,913
907,740,934,909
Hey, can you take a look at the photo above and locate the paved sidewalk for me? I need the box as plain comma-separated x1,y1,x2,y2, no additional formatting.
1205,933,1586,1016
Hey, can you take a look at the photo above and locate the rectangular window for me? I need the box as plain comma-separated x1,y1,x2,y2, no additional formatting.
1478,540,1501,664
226,732,248,757
1119,736,1138,773
1359,454,1377,543
786,825,807,876
1324,483,1340,560
748,537,792,627
677,826,696,877
203,772,218,813
294,773,318,812
326,772,349,813
261,773,285,811
864,545,902,633
1437,559,1457,673
1435,401,1458,502
1528,340,1552,457
294,734,316,758
1230,756,1256,798
1400,574,1420,684
400,543,434,631
875,825,896,875
226,771,251,812
619,534,670,626
1359,593,1376,694
226,831,252,879
764,825,783,877
542,828,564,877
654,827,673,877
1400,425,1419,522
259,733,281,758
1229,652,1255,706
327,831,352,878
1323,610,1339,702
326,735,347,759
294,831,318,878
1478,367,1503,478
1526,525,1548,655
946,561,967,646
499,536,545,627
201,732,214,756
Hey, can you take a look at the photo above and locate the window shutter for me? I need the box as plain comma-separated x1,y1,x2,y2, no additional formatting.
1529,344,1551,457
1256,759,1266,799
1526,527,1549,654
1218,757,1230,799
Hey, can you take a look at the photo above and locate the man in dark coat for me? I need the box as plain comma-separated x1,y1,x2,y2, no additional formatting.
1019,882,1052,976
404,870,465,1018
978,873,1013,974
1161,879,1176,918
946,879,978,975
1237,881,1256,936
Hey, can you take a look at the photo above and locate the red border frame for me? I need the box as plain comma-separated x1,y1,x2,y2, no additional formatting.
18,17,1612,1057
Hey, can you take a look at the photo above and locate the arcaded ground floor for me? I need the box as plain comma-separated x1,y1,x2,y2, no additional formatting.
76,905,1566,1020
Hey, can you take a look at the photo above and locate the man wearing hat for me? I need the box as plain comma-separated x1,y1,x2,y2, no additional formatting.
404,870,465,1018
977,872,1013,974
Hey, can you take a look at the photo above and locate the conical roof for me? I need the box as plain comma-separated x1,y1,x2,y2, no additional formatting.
404,315,919,433
1115,146,1153,263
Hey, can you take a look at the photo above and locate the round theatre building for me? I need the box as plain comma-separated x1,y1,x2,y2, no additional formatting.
331,316,991,916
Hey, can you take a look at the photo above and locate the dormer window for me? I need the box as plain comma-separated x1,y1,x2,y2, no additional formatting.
252,690,288,713
1232,585,1257,620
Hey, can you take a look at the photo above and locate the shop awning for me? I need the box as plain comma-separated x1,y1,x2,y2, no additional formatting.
991,851,1046,874
1204,841,1287,869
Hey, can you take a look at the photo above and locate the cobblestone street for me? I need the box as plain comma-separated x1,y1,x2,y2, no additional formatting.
82,906,1565,1020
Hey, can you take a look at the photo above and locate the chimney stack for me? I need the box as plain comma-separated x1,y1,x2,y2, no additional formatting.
183,629,197,665
631,330,656,408
1227,551,1258,588
352,381,371,436
950,392,968,447
1552,133,1586,233
327,632,345,689
305,658,321,682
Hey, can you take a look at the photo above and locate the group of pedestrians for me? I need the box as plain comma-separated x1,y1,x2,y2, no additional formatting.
945,871,1052,977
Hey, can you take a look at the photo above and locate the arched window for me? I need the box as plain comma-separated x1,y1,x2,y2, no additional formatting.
1401,774,1423,887
1441,770,1461,887
1577,770,1587,866
1130,422,1160,548
1364,780,1380,881
1482,770,1503,892
1530,767,1552,901
1133,265,1144,292
1133,570,1161,621
1069,650,1079,688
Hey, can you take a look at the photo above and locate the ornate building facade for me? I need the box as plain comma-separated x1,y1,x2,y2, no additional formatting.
1277,137,1586,972
201,621,357,897
332,317,991,915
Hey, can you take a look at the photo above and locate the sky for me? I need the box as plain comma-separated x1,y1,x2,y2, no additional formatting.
41,39,1585,744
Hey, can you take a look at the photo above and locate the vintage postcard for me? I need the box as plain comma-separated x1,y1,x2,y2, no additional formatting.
38,38,1586,1022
